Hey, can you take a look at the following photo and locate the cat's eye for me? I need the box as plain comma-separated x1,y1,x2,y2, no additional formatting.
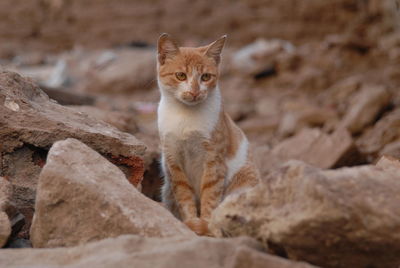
201,73,212,82
175,72,187,81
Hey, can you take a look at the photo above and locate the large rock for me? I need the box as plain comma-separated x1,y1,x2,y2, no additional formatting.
0,71,146,235
0,71,145,157
210,158,400,268
340,85,390,134
0,177,12,247
0,235,316,268
30,138,194,248
271,128,361,169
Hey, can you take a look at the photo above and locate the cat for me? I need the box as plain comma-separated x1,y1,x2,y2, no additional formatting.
157,33,260,236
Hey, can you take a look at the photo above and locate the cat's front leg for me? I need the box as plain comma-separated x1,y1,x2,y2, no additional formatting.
164,153,198,224
199,144,226,235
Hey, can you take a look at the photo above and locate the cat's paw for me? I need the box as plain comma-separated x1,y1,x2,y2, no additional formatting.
184,218,211,236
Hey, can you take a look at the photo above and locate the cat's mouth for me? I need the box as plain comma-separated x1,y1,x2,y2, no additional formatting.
178,97,205,106
179,92,207,106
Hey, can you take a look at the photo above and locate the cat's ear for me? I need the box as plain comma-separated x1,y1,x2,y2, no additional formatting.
204,35,227,64
158,33,180,65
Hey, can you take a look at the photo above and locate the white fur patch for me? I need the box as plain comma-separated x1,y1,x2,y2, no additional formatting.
157,85,221,139
225,137,248,183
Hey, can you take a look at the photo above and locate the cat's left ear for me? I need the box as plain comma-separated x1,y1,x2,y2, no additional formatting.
204,35,227,64
158,33,180,65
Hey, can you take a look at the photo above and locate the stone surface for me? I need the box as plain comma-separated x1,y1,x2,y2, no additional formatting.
340,85,390,134
357,109,400,157
0,71,146,237
82,49,156,93
30,138,194,248
0,235,316,268
271,128,361,169
68,105,138,134
0,71,146,157
211,160,400,268
0,177,12,247
232,38,294,76
277,105,338,137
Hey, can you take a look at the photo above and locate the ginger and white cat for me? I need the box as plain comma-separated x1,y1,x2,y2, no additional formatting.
157,33,260,235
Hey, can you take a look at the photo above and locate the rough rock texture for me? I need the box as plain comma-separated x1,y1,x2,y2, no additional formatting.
210,159,400,268
0,235,316,268
271,128,361,169
30,138,194,248
357,109,400,158
0,177,12,247
0,71,145,157
67,105,138,134
340,85,391,134
0,71,146,237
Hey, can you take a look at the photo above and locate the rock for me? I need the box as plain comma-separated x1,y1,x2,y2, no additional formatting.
340,85,391,134
318,76,362,116
376,155,400,171
380,141,400,159
0,235,316,268
232,38,294,77
211,160,400,268
356,109,400,158
0,71,145,157
82,48,156,93
0,71,146,235
40,85,95,106
277,105,338,137
30,138,194,248
272,128,362,169
0,177,12,247
68,105,138,134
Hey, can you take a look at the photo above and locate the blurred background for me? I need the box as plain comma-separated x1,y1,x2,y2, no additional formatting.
1,0,400,198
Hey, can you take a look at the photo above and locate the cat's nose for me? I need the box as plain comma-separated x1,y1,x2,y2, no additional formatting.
189,91,200,99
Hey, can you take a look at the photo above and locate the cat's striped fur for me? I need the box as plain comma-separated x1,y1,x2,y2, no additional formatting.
157,34,260,235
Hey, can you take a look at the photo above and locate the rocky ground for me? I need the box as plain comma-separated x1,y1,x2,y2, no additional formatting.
1,0,400,267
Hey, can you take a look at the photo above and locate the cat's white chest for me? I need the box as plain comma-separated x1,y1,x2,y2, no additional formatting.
157,91,221,139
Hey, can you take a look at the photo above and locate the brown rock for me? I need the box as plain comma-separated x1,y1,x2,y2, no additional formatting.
272,128,361,169
380,141,400,159
211,160,400,268
0,71,145,157
232,38,294,76
340,85,391,134
68,105,138,134
82,49,156,93
0,235,316,268
0,71,146,236
277,106,338,137
30,138,194,248
357,109,400,157
318,75,362,116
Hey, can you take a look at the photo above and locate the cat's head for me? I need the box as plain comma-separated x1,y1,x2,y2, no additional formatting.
157,33,226,106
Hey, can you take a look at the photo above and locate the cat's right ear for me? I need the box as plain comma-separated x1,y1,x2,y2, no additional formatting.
157,33,180,65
